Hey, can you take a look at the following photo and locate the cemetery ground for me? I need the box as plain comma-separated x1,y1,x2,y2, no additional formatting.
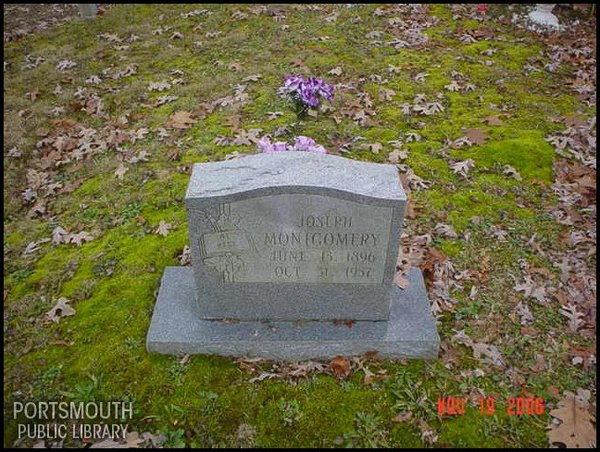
3,4,596,448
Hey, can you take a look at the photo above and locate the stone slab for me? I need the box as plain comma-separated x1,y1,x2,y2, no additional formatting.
184,153,407,321
147,266,440,360
185,152,406,202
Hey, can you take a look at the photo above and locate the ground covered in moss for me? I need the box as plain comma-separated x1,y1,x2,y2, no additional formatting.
4,4,596,448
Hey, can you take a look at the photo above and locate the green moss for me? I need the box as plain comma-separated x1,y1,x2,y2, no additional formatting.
438,239,462,257
462,130,554,183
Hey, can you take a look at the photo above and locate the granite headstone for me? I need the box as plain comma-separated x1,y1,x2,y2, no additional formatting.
147,152,439,359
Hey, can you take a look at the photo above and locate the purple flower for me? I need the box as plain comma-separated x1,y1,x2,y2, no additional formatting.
293,135,316,152
281,74,334,108
283,75,303,92
256,136,274,153
308,144,327,154
257,135,327,154
258,137,292,153
272,141,289,152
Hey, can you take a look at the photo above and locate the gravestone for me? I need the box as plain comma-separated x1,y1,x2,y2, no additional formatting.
77,4,97,20
147,152,439,360
528,4,560,29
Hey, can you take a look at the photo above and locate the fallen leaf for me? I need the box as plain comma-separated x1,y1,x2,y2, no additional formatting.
559,303,584,332
228,62,243,72
452,330,505,368
563,115,587,128
547,395,596,448
329,355,351,379
114,164,128,179
178,245,191,265
56,60,77,71
471,342,505,368
444,80,461,92
266,111,283,120
242,74,262,82
394,273,409,289
387,149,408,163
68,231,94,247
46,297,75,323
530,355,546,373
464,128,489,145
155,220,173,237
433,223,457,239
515,302,534,325
378,88,395,101
449,159,475,178
22,238,51,256
392,411,413,423
179,354,190,365
503,165,522,181
420,247,447,280
418,419,438,444
148,80,171,92
52,227,69,245
547,386,561,399
328,66,343,76
364,142,382,154
166,111,196,129
8,147,22,158
514,276,548,304
484,115,504,126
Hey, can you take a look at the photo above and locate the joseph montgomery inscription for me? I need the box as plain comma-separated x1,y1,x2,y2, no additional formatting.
192,194,393,284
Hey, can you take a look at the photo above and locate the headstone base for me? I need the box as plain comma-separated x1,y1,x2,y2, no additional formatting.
147,267,439,360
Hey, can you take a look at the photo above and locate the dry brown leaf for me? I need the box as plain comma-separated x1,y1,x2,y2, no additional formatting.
114,164,128,179
484,115,503,126
378,88,395,101
46,297,75,323
464,128,489,145
470,342,505,368
155,220,173,237
530,355,546,373
392,411,413,423
547,386,561,399
166,111,196,129
68,231,94,247
365,142,382,154
420,247,447,279
387,149,407,164
418,419,438,444
563,115,587,128
329,355,351,379
547,396,596,448
394,273,409,289
178,245,191,265
52,227,69,245
22,238,51,256
503,165,522,181
194,102,215,119
179,354,190,365
433,223,457,239
449,159,475,178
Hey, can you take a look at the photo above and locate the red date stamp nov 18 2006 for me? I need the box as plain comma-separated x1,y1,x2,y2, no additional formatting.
437,397,545,416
